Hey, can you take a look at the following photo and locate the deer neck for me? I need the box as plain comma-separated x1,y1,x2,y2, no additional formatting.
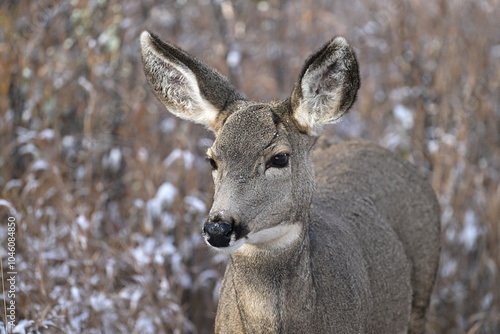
227,221,315,331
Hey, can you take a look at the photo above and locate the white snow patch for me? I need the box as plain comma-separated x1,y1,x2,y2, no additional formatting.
427,140,439,154
38,128,55,140
227,49,241,68
153,238,176,265
19,143,39,156
134,198,145,209
383,132,401,149
482,292,493,309
0,199,19,218
163,148,195,169
131,247,151,266
440,258,457,277
138,147,149,162
146,182,178,224
156,182,177,207
43,246,69,261
441,133,456,146
118,286,144,312
16,128,37,144
90,292,113,312
105,258,116,279
12,319,35,334
69,311,89,332
393,104,414,129
62,135,76,149
31,160,49,172
459,209,482,251
103,147,122,173
185,195,206,214
76,214,90,230
160,117,176,133
146,183,178,231
134,312,156,333
146,199,161,225
71,286,81,302
75,165,86,180
160,212,176,232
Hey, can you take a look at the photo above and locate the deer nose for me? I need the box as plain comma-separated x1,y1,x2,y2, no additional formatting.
203,212,234,248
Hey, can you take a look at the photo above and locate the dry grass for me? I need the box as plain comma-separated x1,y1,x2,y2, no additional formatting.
0,0,499,333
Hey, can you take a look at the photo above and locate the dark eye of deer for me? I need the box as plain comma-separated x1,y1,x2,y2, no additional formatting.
207,158,218,170
267,153,289,169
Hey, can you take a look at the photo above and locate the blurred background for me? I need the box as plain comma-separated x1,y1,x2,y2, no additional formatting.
0,0,499,333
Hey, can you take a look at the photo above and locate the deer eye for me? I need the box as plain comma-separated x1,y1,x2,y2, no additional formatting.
206,158,218,170
267,153,289,169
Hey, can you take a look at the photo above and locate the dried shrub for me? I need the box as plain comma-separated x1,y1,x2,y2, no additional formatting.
0,0,498,333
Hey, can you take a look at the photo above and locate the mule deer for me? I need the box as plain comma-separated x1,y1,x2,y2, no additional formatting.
140,31,440,334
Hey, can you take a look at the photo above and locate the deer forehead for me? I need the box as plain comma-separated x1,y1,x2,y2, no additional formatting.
211,105,289,161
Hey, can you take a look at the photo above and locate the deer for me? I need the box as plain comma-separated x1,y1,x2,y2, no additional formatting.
140,30,441,334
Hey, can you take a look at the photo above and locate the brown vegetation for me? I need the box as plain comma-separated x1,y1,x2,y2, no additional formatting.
0,0,499,333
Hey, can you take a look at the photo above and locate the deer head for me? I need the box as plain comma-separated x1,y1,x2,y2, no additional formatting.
140,31,359,253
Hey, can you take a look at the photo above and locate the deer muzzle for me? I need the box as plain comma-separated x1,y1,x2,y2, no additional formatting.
203,222,233,248
203,211,237,248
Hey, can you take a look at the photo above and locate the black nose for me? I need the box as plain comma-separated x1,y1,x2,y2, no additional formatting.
203,212,234,248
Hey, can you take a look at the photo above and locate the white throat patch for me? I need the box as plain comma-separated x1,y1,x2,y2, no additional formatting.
235,223,303,256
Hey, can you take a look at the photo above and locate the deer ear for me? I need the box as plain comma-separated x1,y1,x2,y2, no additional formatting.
291,37,360,134
140,31,244,130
